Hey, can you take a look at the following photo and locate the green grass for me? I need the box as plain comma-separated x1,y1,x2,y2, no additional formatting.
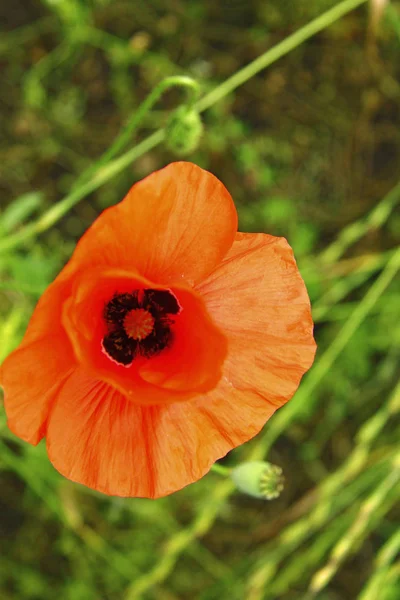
1,0,399,598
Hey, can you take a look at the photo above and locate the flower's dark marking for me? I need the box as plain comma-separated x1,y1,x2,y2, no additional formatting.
104,291,140,327
102,329,139,365
143,289,181,316
102,288,181,366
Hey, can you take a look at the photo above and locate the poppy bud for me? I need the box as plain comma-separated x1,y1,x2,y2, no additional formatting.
165,105,203,155
231,461,284,500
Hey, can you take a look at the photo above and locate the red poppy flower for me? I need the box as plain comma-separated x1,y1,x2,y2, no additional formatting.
0,162,316,498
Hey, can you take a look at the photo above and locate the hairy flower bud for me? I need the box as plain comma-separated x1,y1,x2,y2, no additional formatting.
231,461,284,500
165,105,203,155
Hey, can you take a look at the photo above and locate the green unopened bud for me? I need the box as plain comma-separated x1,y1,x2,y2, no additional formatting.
165,105,203,155
231,461,284,500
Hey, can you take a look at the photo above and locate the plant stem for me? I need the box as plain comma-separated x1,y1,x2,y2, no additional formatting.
0,130,164,254
211,463,232,476
358,528,400,600
319,178,400,264
74,76,200,187
0,0,369,255
196,0,368,112
309,457,400,595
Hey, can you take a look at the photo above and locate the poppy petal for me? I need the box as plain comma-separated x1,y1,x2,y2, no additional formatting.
62,267,226,404
1,339,74,444
138,285,227,394
46,369,275,498
0,277,76,445
197,232,316,407
67,162,238,285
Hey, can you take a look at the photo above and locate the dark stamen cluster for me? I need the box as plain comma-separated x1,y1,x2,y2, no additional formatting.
102,289,181,366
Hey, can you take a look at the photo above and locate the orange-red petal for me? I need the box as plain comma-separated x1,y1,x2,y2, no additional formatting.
197,232,316,407
138,285,226,393
66,162,238,285
46,369,276,498
0,275,76,444
1,339,74,445
62,266,227,404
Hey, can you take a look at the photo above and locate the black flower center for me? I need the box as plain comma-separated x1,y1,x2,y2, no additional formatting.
102,289,181,366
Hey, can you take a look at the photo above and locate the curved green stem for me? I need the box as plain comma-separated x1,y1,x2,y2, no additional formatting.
0,0,368,255
75,76,200,187
211,463,232,477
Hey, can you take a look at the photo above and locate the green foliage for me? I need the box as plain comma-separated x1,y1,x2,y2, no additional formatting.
1,1,400,599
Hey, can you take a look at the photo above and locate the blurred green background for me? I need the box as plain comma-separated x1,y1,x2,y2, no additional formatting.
1,0,399,599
